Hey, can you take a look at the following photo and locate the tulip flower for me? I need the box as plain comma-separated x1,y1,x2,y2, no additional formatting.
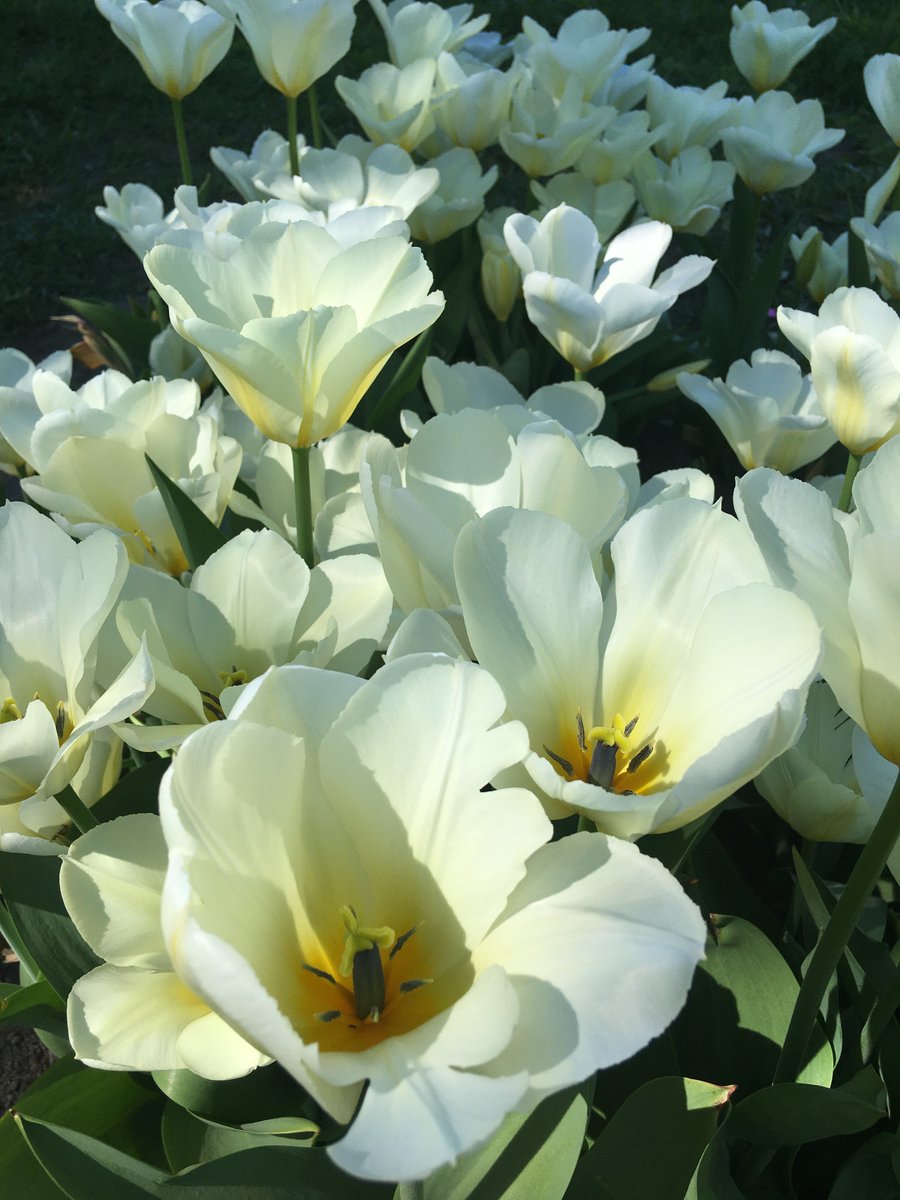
755,682,898,843
107,529,391,750
430,53,518,151
789,227,849,304
369,0,488,67
632,146,735,236
19,372,240,575
850,212,900,300
777,287,900,457
576,110,662,186
211,129,308,202
517,11,650,103
209,0,353,98
644,78,740,162
729,2,836,92
530,175,635,245
477,206,521,322
453,502,821,836
503,205,713,372
677,349,836,473
499,74,613,179
722,92,843,194
227,426,380,559
0,347,72,473
144,218,445,449
407,148,497,243
737,435,900,766
864,54,900,147
61,814,269,1076
159,655,707,1180
94,0,234,98
336,59,438,153
361,407,630,613
0,505,153,851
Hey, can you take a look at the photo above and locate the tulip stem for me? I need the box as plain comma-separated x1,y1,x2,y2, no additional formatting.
56,786,99,836
170,97,193,187
773,770,900,1084
395,1183,425,1200
836,451,861,513
286,94,301,176
574,368,583,382
291,444,315,568
308,83,323,150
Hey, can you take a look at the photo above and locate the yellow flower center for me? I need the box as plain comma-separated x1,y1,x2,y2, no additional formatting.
199,667,249,722
300,905,450,1052
545,710,656,793
1,696,73,744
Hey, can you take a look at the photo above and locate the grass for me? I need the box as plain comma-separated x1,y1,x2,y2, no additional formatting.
1,0,895,360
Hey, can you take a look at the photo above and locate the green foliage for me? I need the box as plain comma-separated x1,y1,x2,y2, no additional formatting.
144,455,228,571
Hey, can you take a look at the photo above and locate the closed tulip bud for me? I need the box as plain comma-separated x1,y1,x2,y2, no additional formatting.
730,1,836,92
209,0,355,98
864,54,900,147
95,0,234,99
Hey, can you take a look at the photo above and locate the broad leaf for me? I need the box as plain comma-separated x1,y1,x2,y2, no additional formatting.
567,1077,733,1200
0,851,99,999
144,455,227,572
419,1083,589,1200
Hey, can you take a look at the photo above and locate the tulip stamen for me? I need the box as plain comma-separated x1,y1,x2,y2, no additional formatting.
200,690,226,721
339,905,396,1023
544,745,575,777
585,714,654,791
303,963,337,985
315,1009,342,1023
390,924,419,959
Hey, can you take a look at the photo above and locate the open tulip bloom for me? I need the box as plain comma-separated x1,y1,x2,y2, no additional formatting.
503,205,713,373
452,501,822,837
144,217,445,447
157,655,707,1180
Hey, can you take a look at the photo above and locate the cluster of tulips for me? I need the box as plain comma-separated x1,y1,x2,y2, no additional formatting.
2,0,900,1195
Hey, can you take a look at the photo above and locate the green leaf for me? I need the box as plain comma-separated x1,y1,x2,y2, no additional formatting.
672,916,833,1096
162,1103,314,1173
14,1057,167,1168
60,295,158,379
828,1132,900,1199
419,1083,589,1200
567,1077,732,1200
725,1076,886,1148
19,1117,168,1200
685,1127,745,1200
144,455,227,572
0,1111,67,1199
0,851,99,999
364,328,434,435
167,1144,392,1198
0,978,67,1037
151,1063,312,1129
91,758,168,822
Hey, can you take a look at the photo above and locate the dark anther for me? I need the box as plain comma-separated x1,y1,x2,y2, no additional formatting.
54,705,66,739
576,713,586,752
303,963,337,985
399,978,431,993
544,745,574,776
390,925,418,959
200,690,225,720
623,715,639,736
627,743,653,773
315,1010,341,1023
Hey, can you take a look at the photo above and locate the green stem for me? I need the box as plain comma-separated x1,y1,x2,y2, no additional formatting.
56,785,98,836
395,1182,425,1200
573,367,583,383
308,82,323,150
291,444,315,568
286,94,300,176
774,770,900,1083
836,451,861,513
170,97,193,187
